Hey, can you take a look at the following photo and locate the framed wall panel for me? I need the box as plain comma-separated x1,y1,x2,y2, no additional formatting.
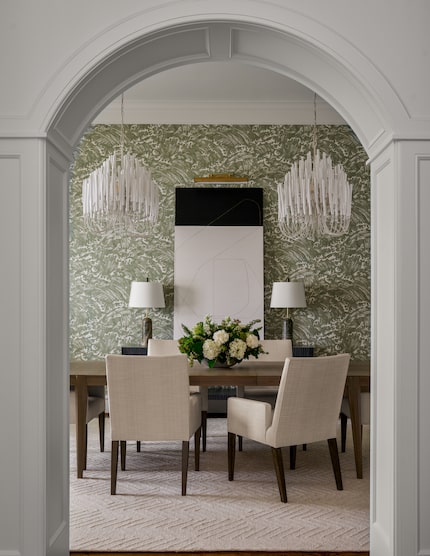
174,187,264,338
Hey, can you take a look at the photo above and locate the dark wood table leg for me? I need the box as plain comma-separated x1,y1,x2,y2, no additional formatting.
347,376,363,479
75,375,88,478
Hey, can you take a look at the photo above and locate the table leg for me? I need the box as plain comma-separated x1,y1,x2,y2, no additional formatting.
347,376,363,479
75,375,88,478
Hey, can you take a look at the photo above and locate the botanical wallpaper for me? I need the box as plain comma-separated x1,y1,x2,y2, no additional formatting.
70,124,370,361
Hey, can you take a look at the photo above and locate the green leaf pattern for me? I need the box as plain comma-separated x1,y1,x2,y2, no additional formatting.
70,124,370,360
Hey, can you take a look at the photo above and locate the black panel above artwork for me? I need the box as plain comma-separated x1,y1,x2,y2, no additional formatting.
175,187,263,226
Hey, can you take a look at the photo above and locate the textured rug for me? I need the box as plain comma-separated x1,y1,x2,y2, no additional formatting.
70,417,370,552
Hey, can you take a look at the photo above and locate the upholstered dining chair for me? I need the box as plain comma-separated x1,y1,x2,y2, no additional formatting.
227,353,350,503
242,339,293,405
340,392,370,452
106,354,201,495
236,339,293,451
147,338,209,452
69,385,105,470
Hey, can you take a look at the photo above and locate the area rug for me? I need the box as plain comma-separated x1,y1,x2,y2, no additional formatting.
70,418,369,552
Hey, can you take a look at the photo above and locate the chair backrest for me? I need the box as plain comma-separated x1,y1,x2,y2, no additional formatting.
106,354,192,442
257,339,292,361
266,354,350,448
147,338,180,356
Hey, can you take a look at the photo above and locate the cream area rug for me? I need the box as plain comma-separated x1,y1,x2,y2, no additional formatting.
70,417,370,552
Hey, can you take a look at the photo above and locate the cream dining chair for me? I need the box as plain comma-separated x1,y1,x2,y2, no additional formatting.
227,353,350,503
237,339,293,451
106,354,201,495
147,339,209,451
340,392,370,452
69,385,105,470
242,339,293,405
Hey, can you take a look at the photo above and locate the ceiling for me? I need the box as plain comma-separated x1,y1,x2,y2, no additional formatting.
93,62,346,125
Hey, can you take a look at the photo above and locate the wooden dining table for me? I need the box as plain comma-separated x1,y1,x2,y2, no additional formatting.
70,358,370,480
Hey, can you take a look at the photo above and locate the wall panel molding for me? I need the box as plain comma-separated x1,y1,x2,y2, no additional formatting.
0,138,46,556
417,153,430,555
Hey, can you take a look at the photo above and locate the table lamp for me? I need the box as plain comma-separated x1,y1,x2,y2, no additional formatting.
128,280,165,347
270,279,306,341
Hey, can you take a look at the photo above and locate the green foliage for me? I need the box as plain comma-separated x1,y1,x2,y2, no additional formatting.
178,315,264,367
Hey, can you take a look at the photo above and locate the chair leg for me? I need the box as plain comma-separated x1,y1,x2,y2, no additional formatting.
136,441,141,452
327,437,343,490
340,412,348,452
84,424,88,470
182,440,190,496
201,410,207,452
228,432,236,481
238,435,243,451
194,427,201,471
289,445,297,470
271,447,287,503
120,440,127,470
98,411,105,452
111,440,119,495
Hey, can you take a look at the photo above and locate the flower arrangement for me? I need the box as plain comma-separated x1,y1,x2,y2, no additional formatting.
178,315,265,367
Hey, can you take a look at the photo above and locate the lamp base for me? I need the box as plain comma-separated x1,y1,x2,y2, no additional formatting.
142,316,152,348
282,318,293,341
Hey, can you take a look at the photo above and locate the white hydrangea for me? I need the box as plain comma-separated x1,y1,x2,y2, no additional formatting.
246,334,259,349
213,329,229,345
203,339,221,360
229,338,247,360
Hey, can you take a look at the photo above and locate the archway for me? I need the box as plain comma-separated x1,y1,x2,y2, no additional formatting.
48,21,391,155
45,18,397,556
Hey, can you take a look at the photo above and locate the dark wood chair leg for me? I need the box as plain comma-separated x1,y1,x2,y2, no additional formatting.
182,440,189,495
84,424,88,470
340,412,348,452
201,410,207,452
271,447,287,503
120,440,126,470
194,427,201,471
302,444,307,451
228,432,236,480
327,437,343,490
238,435,243,451
136,441,141,452
289,445,297,470
98,411,105,452
111,440,119,495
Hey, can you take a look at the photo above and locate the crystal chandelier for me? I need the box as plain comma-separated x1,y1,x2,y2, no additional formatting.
277,94,352,240
82,95,159,234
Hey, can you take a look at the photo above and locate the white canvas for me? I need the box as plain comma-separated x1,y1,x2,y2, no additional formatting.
174,226,264,338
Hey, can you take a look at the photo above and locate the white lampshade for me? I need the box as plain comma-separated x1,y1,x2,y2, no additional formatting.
270,281,306,309
128,281,165,309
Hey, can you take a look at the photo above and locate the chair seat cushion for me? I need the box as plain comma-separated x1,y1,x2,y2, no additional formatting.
69,391,105,424
341,392,370,425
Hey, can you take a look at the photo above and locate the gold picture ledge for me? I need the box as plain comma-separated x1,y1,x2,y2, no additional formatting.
193,173,249,184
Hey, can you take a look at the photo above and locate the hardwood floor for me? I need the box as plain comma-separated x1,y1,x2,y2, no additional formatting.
70,551,370,556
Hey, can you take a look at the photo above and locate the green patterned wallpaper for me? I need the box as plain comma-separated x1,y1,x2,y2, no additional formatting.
70,124,370,360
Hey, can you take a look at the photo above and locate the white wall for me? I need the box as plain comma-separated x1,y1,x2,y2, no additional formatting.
0,2,430,555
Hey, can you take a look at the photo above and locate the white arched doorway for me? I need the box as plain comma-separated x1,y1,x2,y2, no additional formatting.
39,16,420,556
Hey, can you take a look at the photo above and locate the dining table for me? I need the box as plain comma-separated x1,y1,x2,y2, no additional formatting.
70,358,370,480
